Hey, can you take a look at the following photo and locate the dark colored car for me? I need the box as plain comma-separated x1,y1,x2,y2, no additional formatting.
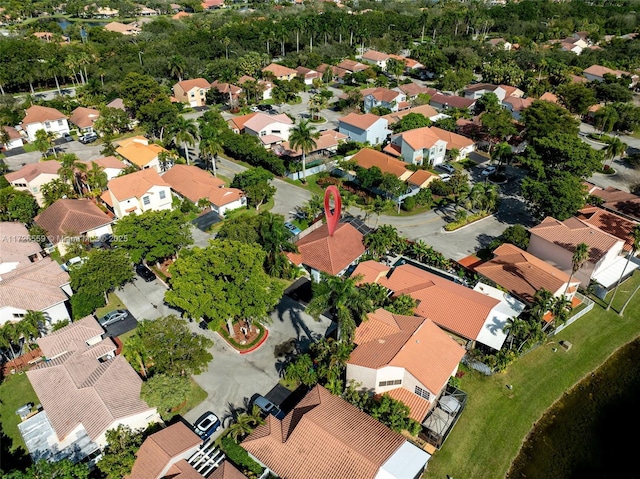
257,104,272,111
135,263,156,282
193,411,221,440
62,132,74,142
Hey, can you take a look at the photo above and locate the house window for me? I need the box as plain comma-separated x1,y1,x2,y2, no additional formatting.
159,190,166,200
13,313,25,319
13,182,27,187
57,120,63,126
272,130,281,134
28,254,38,263
143,196,150,205
379,379,402,387
44,121,51,128
415,385,431,400
190,92,195,97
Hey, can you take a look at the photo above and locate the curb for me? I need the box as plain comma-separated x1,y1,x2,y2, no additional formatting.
240,329,269,355
442,214,495,233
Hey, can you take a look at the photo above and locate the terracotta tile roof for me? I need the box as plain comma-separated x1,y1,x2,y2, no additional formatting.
162,165,243,207
296,66,322,79
22,105,66,125
5,160,60,182
336,59,368,72
227,113,258,131
350,309,465,397
69,107,100,129
208,461,247,479
500,85,523,98
475,243,571,303
106,98,126,110
164,459,204,479
0,222,42,262
338,113,386,130
576,206,638,251
407,169,437,187
382,104,439,125
583,64,627,78
383,143,401,157
382,387,431,422
262,63,298,78
351,148,410,179
2,125,21,140
317,64,350,79
237,75,256,85
295,223,365,275
108,168,168,201
84,156,126,170
0,258,70,311
175,78,211,92
457,254,483,270
27,318,154,441
529,216,622,263
503,96,534,112
398,126,442,150
244,113,292,133
351,260,391,285
280,130,347,156
396,83,437,98
242,385,405,479
429,126,474,150
540,92,559,103
587,185,640,221
362,87,402,103
128,422,201,479
38,316,103,358
571,74,588,84
430,94,475,110
172,11,191,19
463,83,501,93
104,22,141,34
35,198,113,239
362,50,390,62
116,141,167,168
377,264,499,341
210,80,242,96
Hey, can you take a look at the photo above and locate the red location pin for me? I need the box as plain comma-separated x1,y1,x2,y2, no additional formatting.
324,185,342,237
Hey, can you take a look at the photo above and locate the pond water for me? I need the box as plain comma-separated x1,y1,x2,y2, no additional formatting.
506,337,640,478
55,18,104,31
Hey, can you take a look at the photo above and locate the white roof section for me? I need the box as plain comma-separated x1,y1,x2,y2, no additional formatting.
592,256,640,288
375,441,431,479
473,282,526,350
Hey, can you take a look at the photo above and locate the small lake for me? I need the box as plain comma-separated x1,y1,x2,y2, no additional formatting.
55,18,105,31
506,337,640,478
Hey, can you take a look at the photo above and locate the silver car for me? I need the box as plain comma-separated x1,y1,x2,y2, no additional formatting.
97,309,128,328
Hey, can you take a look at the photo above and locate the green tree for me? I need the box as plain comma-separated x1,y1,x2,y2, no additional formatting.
390,113,431,133
40,178,75,205
481,108,517,144
489,224,530,251
138,99,179,140
521,172,587,221
521,100,579,141
0,188,39,223
564,243,589,296
5,458,90,479
129,316,213,376
228,406,265,443
165,241,283,335
141,373,190,418
94,107,131,136
607,225,640,311
119,72,164,116
169,116,199,164
364,225,401,259
97,425,143,479
33,129,56,157
113,210,193,264
70,249,134,304
285,353,318,387
167,55,187,81
84,161,108,197
289,120,320,183
230,168,276,209
58,153,88,195
603,136,627,167
387,294,417,316
474,92,501,114
557,83,597,115
123,333,151,378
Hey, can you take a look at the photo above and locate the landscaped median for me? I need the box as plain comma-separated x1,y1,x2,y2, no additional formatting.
443,212,493,231
217,325,269,354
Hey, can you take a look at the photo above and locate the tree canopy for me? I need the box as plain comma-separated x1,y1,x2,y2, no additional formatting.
521,100,579,141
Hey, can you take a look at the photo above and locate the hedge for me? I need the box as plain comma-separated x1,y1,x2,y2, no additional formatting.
220,131,286,176
219,435,263,475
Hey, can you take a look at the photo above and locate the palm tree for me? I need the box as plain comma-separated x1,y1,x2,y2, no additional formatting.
604,136,627,168
168,55,186,81
607,225,640,311
199,137,224,176
0,323,18,360
564,243,590,296
307,274,373,343
84,162,108,197
169,117,199,165
228,413,258,442
288,120,320,183
503,316,526,350
530,288,554,321
0,128,10,150
34,129,56,157
548,296,572,331
59,153,88,194
18,311,46,353
367,197,394,227
123,334,150,378
364,225,400,259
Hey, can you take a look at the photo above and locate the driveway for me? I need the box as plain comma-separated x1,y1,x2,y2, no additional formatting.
3,141,104,171
116,275,178,321
182,296,332,439
101,311,138,338
271,178,313,218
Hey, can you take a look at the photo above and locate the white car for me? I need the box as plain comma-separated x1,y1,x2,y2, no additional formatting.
61,256,86,272
250,106,260,112
439,173,451,182
481,166,497,176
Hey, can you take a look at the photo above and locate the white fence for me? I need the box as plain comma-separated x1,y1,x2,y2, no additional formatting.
553,292,594,334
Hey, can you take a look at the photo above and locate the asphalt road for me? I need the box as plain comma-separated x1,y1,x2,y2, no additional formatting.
3,139,104,171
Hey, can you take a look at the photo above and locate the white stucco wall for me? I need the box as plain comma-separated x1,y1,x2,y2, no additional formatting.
26,120,70,142
9,173,60,207
94,409,161,447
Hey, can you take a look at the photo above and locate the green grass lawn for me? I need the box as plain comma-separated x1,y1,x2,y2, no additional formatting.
94,292,126,318
284,173,326,197
0,373,39,453
424,272,640,479
22,143,38,153
162,378,208,422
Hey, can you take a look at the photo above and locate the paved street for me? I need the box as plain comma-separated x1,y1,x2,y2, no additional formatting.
271,178,313,218
3,140,104,171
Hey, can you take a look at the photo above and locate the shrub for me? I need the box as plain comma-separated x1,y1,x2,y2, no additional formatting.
402,196,416,211
70,292,106,319
220,436,263,476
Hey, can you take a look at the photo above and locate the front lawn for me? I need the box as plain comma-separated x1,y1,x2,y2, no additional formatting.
94,292,126,318
284,173,326,197
162,378,208,422
0,373,39,455
424,272,640,479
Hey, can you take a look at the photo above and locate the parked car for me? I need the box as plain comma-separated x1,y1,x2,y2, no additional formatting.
135,263,156,282
250,106,260,112
79,132,98,144
193,411,221,440
284,222,302,236
257,104,272,111
62,132,74,142
439,163,456,174
439,173,451,182
481,166,497,177
45,146,63,156
97,309,129,328
61,256,86,272
253,395,286,420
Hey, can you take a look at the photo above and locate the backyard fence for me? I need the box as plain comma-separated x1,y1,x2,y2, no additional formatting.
553,292,594,334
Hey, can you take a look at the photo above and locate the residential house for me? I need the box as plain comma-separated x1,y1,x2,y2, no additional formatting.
502,97,534,121
127,422,204,479
356,262,524,350
106,98,126,111
21,105,70,142
172,78,211,107
227,113,258,134
362,87,407,113
278,129,347,158
104,21,141,35
161,164,246,217
463,83,508,102
69,107,100,134
237,75,273,101
395,83,438,102
105,168,172,218
584,182,640,222
92,6,120,17
338,113,390,145
5,160,61,206
23,317,159,463
243,113,293,147
209,462,248,479
361,49,390,70
138,5,158,15
349,148,413,181
1,125,24,150
172,11,191,20
202,0,225,9
82,156,126,181
540,92,559,104
382,104,441,127
388,54,424,72
429,94,476,112
475,243,580,305
262,63,297,81
241,385,431,479
336,59,369,74
296,67,322,85
347,308,465,422
500,85,525,99
582,64,630,83
576,206,639,253
287,222,365,281
407,169,438,189
430,126,476,160
116,136,168,172
210,80,242,107
387,126,447,167
0,222,72,327
528,216,629,290
34,198,114,255
316,64,351,83
487,37,512,50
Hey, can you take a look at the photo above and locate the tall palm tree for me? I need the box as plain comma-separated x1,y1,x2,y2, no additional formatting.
168,55,186,81
123,334,150,378
288,120,320,183
59,153,88,194
199,137,223,176
34,129,56,157
169,117,199,165
604,136,627,168
84,162,108,197
307,274,373,343
564,243,590,296
503,316,526,350
18,311,46,353
0,323,18,360
607,225,640,311
548,296,572,331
